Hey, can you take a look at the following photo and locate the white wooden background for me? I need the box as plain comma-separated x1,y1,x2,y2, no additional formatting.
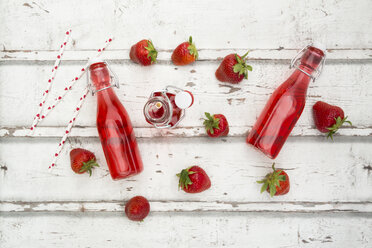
1,0,372,247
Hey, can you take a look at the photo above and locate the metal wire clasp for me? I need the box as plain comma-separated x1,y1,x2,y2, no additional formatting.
290,44,326,81
87,61,120,95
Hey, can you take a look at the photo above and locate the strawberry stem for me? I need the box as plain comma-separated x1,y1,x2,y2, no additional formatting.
79,159,99,176
177,167,196,190
203,112,220,135
187,36,198,60
233,51,252,79
257,163,287,197
326,116,352,140
145,40,158,64
241,51,249,60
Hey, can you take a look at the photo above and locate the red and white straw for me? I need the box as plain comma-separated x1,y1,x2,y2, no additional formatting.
49,38,113,169
49,87,89,168
30,30,72,132
33,37,113,127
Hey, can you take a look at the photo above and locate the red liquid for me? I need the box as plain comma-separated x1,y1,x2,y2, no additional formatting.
147,92,182,127
90,62,143,180
148,102,165,119
247,47,324,159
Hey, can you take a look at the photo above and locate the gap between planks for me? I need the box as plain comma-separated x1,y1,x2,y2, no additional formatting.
1,49,372,62
1,126,371,138
1,201,372,213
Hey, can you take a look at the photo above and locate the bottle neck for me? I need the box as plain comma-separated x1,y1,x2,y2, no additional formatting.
295,46,325,79
144,96,171,124
89,62,114,92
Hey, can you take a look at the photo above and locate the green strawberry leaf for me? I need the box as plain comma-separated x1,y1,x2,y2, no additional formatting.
260,181,269,193
177,167,196,190
145,40,158,64
203,112,220,135
257,163,288,197
326,116,352,140
269,184,276,197
79,159,100,177
278,175,286,181
233,52,253,80
187,36,199,60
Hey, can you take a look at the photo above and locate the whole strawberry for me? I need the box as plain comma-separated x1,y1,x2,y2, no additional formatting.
171,36,198,66
177,166,211,193
70,148,99,176
313,101,352,140
125,196,150,221
203,112,229,138
257,163,290,197
215,52,252,84
130,39,157,66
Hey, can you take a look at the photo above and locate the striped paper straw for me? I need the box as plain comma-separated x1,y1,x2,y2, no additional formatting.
49,37,113,169
49,87,89,168
37,38,113,123
30,30,72,132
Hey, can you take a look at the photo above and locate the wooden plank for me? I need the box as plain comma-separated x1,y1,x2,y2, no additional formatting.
1,61,371,132
1,201,372,213
2,48,372,61
1,212,371,247
1,0,372,50
1,126,371,138
1,137,371,204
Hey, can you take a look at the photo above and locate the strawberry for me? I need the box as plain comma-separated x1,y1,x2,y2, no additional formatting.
171,36,198,66
130,39,157,66
125,196,150,221
257,163,290,197
177,166,211,193
313,101,352,140
70,148,99,176
215,52,252,84
203,112,229,138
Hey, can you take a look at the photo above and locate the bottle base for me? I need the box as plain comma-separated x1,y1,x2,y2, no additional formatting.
246,137,277,160
110,168,143,181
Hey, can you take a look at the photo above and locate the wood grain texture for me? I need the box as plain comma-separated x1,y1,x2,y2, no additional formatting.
1,0,372,50
1,0,372,247
1,61,371,134
2,126,372,138
1,201,372,213
1,137,371,205
1,212,371,247
2,48,372,61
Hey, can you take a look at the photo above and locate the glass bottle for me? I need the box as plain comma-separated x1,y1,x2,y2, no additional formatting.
88,59,143,180
144,86,194,128
247,43,326,159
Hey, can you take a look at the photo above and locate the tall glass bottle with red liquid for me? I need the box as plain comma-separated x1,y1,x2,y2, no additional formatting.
247,43,326,159
88,58,143,180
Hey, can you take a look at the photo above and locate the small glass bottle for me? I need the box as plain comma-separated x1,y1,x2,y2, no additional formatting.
144,86,194,128
88,58,143,180
247,43,326,159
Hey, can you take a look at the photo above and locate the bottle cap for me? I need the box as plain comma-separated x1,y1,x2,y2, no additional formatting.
311,42,326,53
175,91,194,109
88,57,105,67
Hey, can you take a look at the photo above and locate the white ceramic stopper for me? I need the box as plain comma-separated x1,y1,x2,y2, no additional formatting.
312,41,326,53
175,91,193,109
88,57,105,66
